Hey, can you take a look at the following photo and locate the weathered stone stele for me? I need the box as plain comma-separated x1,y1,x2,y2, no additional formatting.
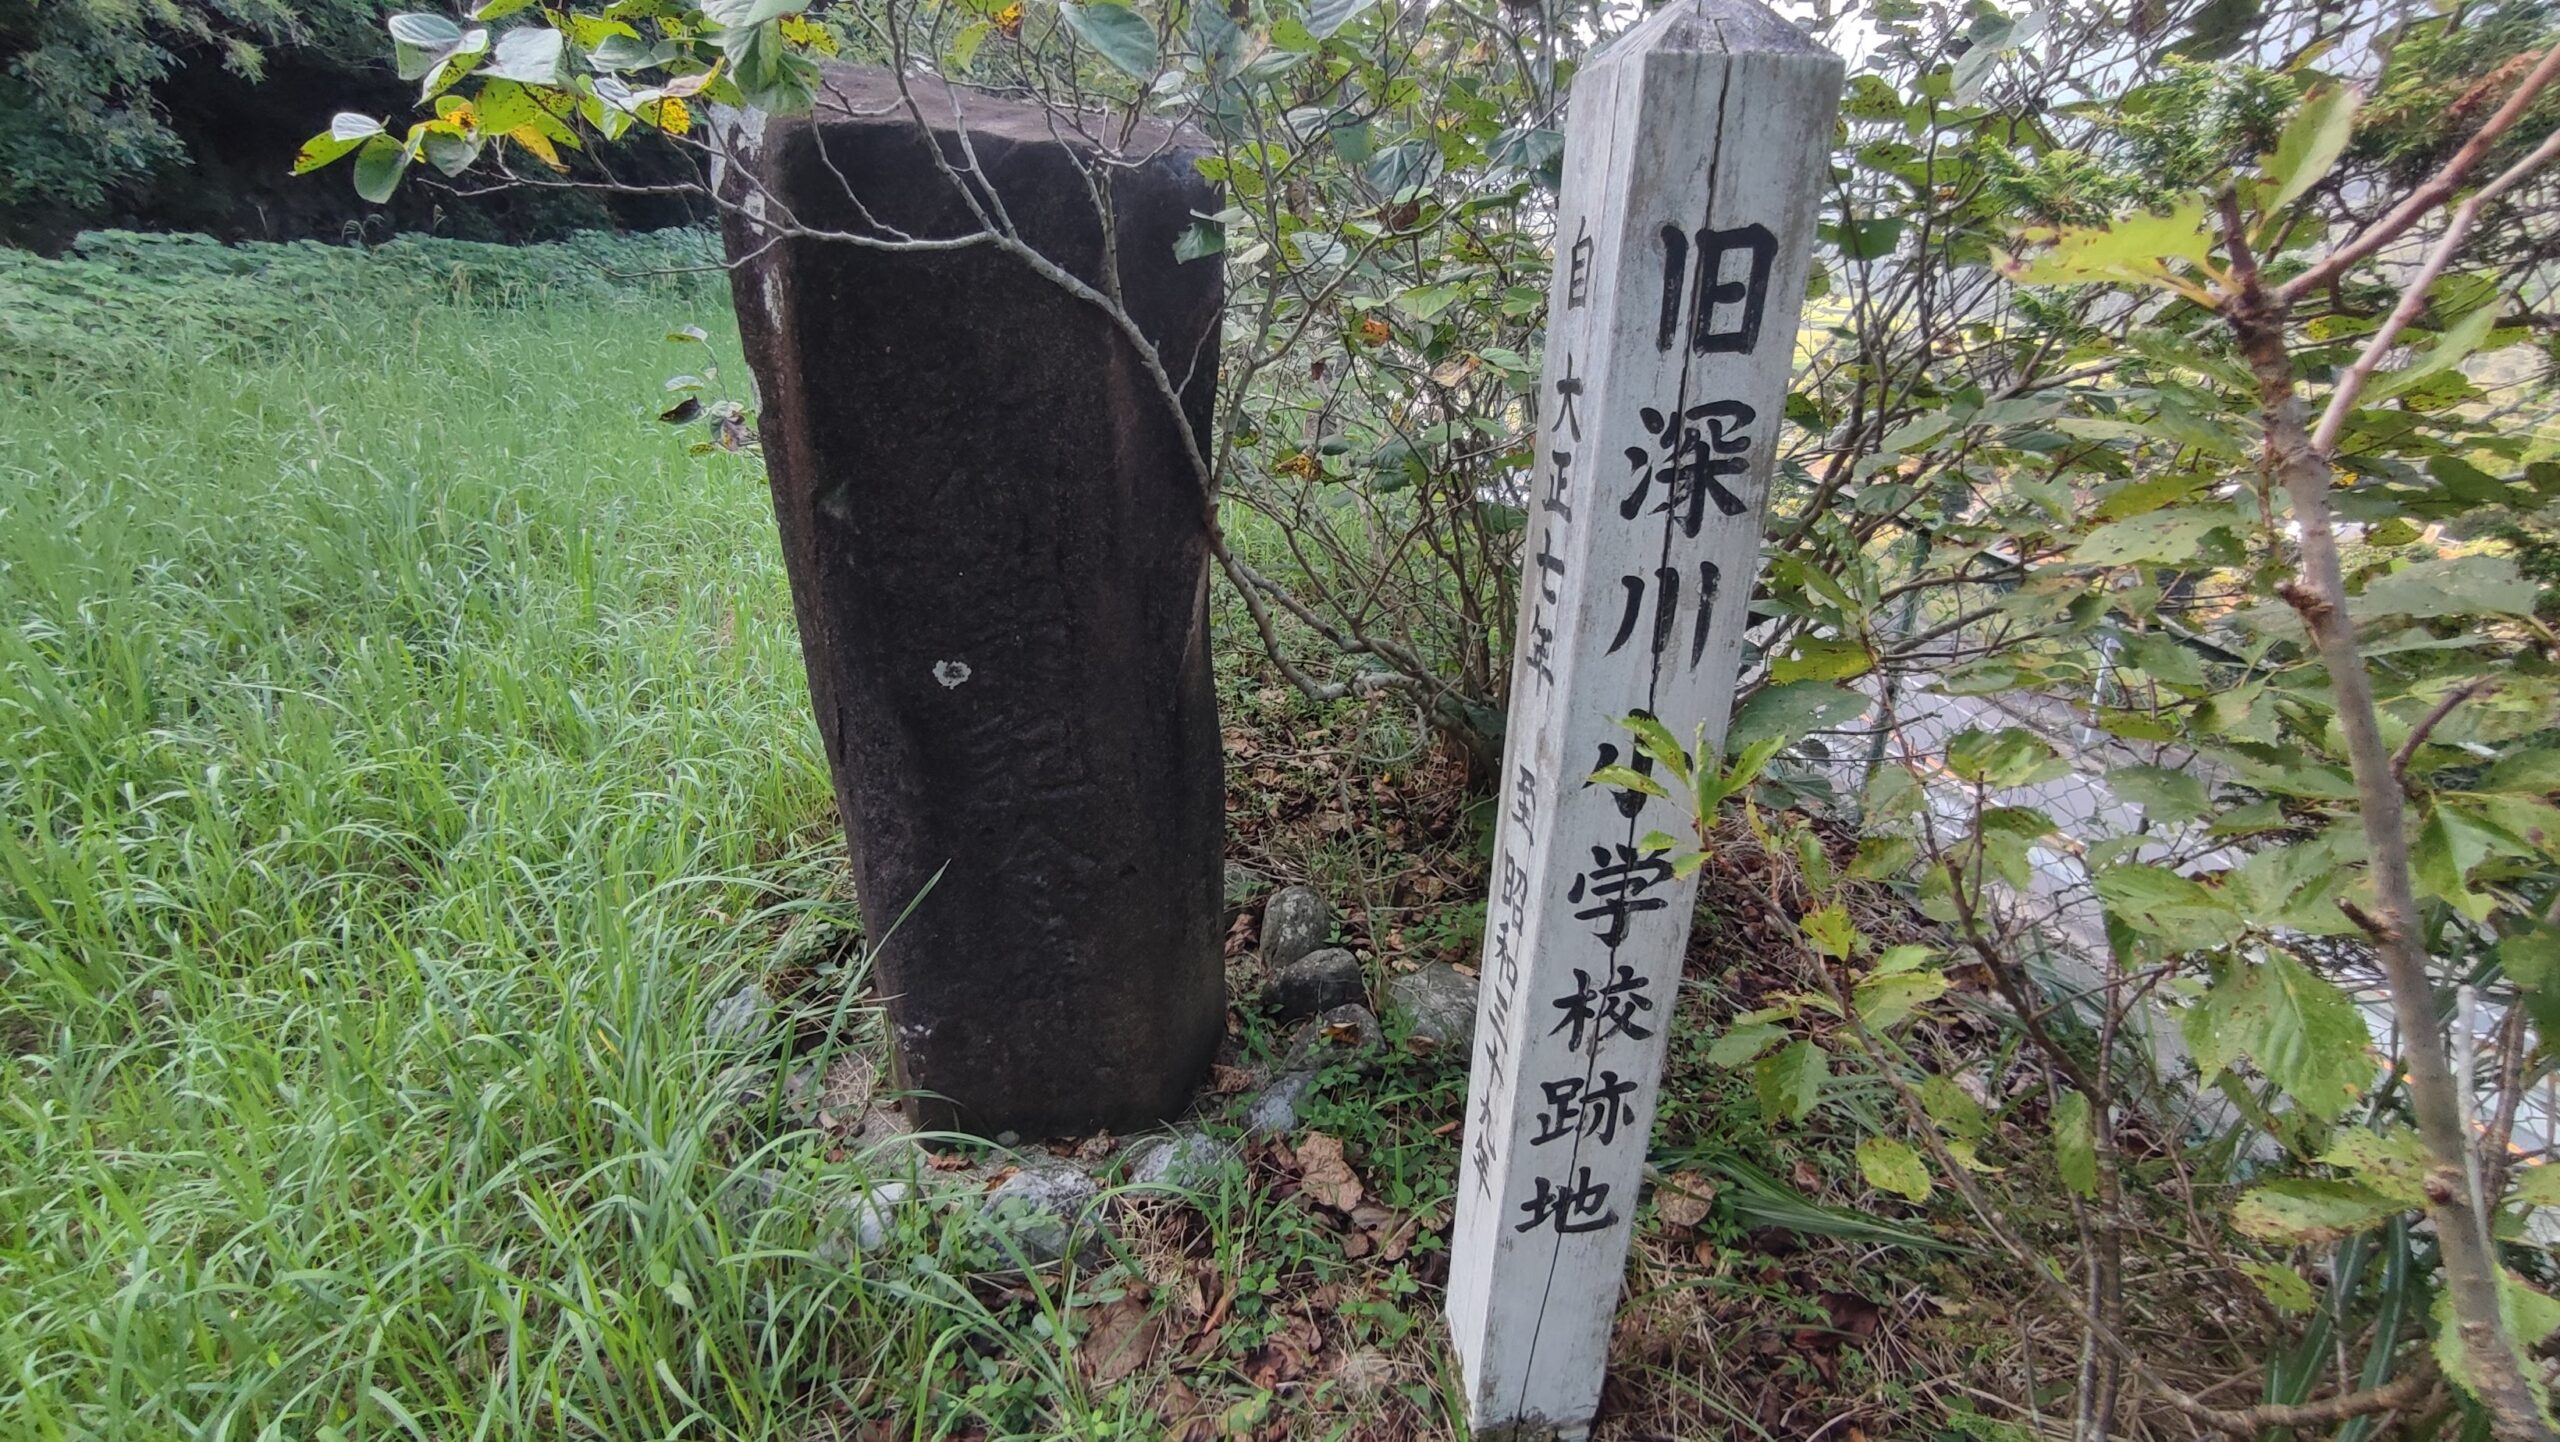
715,69,1226,1136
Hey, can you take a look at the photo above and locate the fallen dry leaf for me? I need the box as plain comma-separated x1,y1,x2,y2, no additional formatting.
1210,1064,1254,1095
1653,1171,1718,1229
1243,1312,1323,1388
1078,1291,1162,1385
1294,1132,1364,1211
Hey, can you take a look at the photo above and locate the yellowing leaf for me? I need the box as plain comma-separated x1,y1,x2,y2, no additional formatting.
2182,951,2372,1117
507,124,567,171
1855,970,1948,1028
2233,1179,2400,1243
2051,1089,2097,1198
778,14,839,52
651,95,693,136
1999,202,2212,289
1857,1136,1932,1202
2318,1127,2431,1206
2241,1260,2318,1314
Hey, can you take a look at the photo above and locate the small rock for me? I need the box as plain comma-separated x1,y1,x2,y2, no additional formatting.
1384,963,1478,1054
706,982,776,1048
1223,861,1270,921
1264,946,1365,1022
818,1180,915,1261
1259,885,1331,970
716,1167,789,1232
1126,1130,1242,1190
1282,1002,1384,1078
979,1161,1105,1264
1245,1071,1318,1136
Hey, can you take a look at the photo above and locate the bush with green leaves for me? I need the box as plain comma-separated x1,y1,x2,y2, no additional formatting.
0,1,397,213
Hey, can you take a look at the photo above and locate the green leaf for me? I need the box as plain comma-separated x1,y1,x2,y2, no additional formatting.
1587,765,1669,799
1946,728,2064,788
1173,220,1224,263
2353,553,2537,622
1999,202,2212,288
482,26,565,84
1061,2,1161,78
2233,1179,2400,1242
1619,714,1694,788
1706,1021,1784,1068
1855,970,1948,1029
2241,1260,2318,1314
2363,305,2496,404
1728,681,1865,748
2120,630,2208,687
2264,86,2358,211
1756,1040,1826,1124
1857,1136,1932,1202
2183,951,2372,1118
1920,1074,1987,1139
1772,635,1873,683
2074,508,2237,565
2107,764,2210,824
388,12,467,48
1392,281,1463,322
1877,412,1952,455
2051,1089,2097,1198
2514,1164,2560,1209
1801,903,1858,959
2096,864,2244,951
703,0,809,24
2318,1126,2431,1207
2414,803,2504,921
352,134,412,203
2433,1268,2560,1404
1305,0,1380,38
293,114,384,174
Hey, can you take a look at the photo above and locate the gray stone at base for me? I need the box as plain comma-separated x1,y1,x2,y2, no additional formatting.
1282,1002,1384,1078
1259,886,1331,970
1265,947,1365,1022
980,1161,1105,1265
705,982,775,1049
1245,1071,1318,1136
1125,1130,1242,1190
818,1180,915,1262
1385,963,1479,1054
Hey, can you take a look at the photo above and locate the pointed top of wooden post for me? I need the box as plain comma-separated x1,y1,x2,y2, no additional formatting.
1612,0,1838,59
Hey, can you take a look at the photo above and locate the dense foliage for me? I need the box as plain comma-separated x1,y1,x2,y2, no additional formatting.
0,1,392,210
0,225,718,384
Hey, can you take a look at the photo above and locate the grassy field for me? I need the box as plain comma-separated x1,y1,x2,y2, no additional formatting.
0,235,916,1441
0,233,1493,1442
0,233,2025,1442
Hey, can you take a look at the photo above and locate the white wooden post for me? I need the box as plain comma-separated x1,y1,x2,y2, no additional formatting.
1446,2,1841,1435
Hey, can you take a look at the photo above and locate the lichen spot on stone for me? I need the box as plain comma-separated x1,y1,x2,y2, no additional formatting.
933,660,972,689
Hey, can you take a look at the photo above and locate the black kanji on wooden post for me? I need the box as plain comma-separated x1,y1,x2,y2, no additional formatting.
717,69,1225,1136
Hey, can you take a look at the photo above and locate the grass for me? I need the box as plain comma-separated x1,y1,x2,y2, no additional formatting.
0,239,873,1440
0,231,2058,1442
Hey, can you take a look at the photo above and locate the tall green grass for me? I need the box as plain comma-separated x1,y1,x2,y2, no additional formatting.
0,237,1073,1442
